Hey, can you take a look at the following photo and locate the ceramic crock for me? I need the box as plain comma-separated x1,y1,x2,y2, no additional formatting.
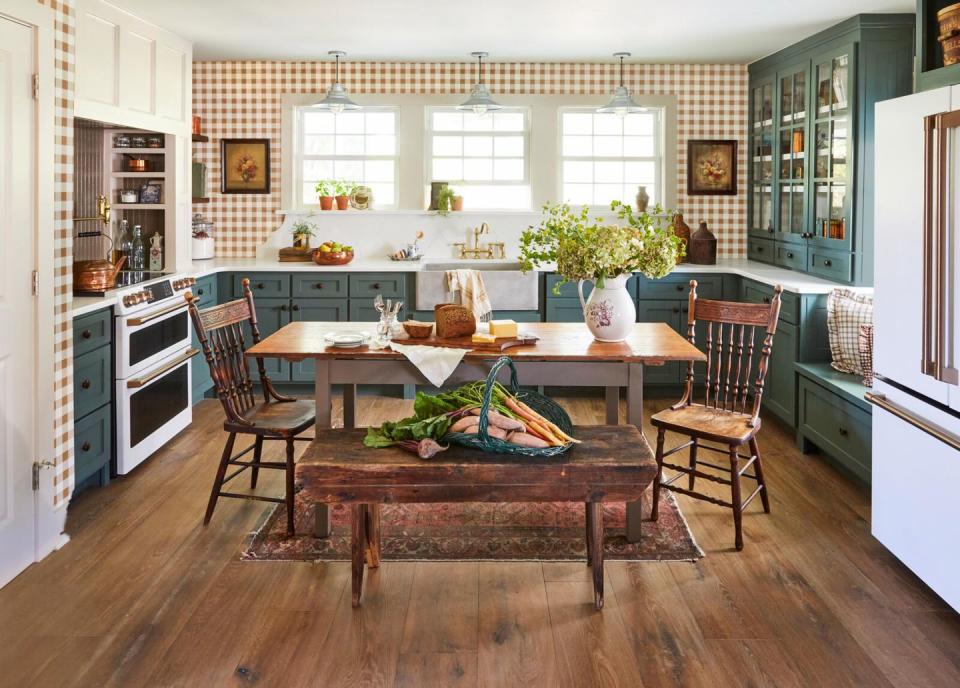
577,274,636,342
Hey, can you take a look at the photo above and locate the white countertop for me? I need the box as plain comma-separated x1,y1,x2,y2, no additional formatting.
70,257,870,317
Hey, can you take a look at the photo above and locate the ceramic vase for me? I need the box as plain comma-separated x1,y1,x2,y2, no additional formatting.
578,274,636,342
635,185,650,213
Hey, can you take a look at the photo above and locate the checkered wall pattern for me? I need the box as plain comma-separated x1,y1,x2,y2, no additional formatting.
192,61,748,258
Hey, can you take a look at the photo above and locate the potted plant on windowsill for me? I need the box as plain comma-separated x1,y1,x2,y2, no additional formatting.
519,200,685,342
316,181,334,210
436,185,456,216
334,180,352,210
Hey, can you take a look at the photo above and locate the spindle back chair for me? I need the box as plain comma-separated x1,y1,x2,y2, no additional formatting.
186,278,315,535
650,279,782,550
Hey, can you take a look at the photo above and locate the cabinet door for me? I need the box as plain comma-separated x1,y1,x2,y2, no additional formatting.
245,298,290,381
749,74,776,238
776,61,811,246
191,324,213,402
636,301,683,384
545,298,585,323
289,299,349,382
810,44,856,252
764,320,799,425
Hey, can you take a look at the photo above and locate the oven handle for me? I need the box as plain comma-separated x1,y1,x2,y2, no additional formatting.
126,302,189,327
126,348,198,389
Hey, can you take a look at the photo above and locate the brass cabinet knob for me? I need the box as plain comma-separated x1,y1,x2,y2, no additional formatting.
81,379,91,389
82,330,92,339
81,442,91,452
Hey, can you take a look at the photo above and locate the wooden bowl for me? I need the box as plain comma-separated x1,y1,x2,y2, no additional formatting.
403,320,434,338
312,249,354,266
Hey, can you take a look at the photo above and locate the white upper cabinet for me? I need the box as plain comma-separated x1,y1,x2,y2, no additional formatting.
75,0,191,134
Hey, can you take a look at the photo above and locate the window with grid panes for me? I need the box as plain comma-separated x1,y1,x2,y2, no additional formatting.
427,107,530,210
294,106,398,208
560,108,662,207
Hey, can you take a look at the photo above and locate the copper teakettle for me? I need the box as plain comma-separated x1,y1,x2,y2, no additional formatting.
74,255,126,292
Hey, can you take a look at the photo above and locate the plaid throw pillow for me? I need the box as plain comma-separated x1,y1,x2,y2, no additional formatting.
858,323,874,387
827,289,874,375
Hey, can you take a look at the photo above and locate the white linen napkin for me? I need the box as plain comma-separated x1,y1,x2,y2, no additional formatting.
445,269,492,323
389,341,471,388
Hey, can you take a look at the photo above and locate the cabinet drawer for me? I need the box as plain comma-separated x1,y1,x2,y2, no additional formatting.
74,404,111,485
807,248,853,283
292,274,349,299
798,377,872,481
349,300,406,323
637,273,721,300
350,273,406,299
775,244,807,272
232,273,290,298
546,274,637,300
748,237,775,264
73,308,112,357
741,280,799,325
74,345,112,419
545,298,586,323
193,274,218,308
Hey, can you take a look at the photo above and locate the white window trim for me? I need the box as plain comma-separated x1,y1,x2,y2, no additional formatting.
292,104,401,209
558,106,665,210
280,93,678,212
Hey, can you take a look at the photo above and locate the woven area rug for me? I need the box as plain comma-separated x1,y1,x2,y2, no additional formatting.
241,492,702,562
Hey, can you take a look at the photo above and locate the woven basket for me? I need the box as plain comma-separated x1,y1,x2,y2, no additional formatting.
446,356,574,457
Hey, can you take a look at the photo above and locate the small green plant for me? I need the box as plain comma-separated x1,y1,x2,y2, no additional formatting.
315,180,332,197
333,180,352,196
291,220,315,238
436,185,456,215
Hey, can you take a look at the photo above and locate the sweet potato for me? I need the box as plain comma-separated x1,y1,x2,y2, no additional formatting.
506,432,550,448
460,425,507,440
468,407,525,431
450,416,480,433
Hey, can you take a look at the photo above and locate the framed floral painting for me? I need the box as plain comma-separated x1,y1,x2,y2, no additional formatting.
220,138,270,194
687,139,737,196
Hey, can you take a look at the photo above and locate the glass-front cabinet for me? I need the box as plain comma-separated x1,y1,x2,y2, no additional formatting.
746,15,913,285
749,75,774,236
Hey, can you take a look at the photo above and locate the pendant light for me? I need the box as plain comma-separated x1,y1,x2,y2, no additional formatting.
598,52,645,118
456,52,503,116
314,50,360,113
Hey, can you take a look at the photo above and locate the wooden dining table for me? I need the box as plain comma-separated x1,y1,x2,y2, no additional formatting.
246,321,705,542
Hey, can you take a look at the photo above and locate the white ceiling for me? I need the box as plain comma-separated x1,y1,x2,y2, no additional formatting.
111,0,914,63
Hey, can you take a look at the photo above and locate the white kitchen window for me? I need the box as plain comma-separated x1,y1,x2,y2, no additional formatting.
426,107,530,210
294,105,399,207
560,108,663,208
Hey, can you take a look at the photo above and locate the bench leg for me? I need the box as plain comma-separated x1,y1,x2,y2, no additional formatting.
351,504,366,607
314,504,330,538
365,504,381,568
587,501,604,610
585,503,593,567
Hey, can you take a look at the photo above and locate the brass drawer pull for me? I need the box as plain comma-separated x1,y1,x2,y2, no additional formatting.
865,392,960,451
127,349,198,388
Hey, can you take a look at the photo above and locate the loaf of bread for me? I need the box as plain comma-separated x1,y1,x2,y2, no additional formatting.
402,320,434,338
434,303,476,338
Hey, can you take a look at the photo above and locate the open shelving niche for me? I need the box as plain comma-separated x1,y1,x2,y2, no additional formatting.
103,129,177,270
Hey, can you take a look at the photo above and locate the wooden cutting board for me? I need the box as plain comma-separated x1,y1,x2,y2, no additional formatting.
401,332,540,352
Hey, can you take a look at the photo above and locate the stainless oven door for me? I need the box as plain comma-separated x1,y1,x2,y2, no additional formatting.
116,301,190,379
115,348,194,474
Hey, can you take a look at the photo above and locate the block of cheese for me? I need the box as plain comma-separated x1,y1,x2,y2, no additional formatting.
489,319,518,338
471,332,497,344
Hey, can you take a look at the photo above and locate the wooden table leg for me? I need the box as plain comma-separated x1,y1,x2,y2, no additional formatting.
587,501,604,610
605,386,619,424
343,383,356,430
351,504,367,607
365,503,381,568
585,502,593,567
626,362,645,543
313,361,332,538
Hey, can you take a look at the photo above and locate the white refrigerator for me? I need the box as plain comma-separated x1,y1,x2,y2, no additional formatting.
873,87,960,612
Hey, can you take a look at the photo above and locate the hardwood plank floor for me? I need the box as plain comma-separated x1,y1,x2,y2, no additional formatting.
2,393,959,687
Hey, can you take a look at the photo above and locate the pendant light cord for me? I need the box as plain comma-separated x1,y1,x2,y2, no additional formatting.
619,55,625,87
335,53,340,83
477,53,483,85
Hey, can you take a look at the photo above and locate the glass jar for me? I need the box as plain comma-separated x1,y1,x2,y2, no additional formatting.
146,135,163,148
191,213,215,260
113,133,131,148
130,135,147,148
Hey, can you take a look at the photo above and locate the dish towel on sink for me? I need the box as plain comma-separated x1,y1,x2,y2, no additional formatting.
389,341,471,388
446,269,492,323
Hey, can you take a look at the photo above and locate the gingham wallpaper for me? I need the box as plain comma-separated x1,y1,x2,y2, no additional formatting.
39,0,75,505
193,62,748,257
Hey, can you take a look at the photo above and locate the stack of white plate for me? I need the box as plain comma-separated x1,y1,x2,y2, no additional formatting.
324,332,371,348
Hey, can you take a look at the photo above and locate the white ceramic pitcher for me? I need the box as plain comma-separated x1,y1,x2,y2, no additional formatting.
577,274,636,342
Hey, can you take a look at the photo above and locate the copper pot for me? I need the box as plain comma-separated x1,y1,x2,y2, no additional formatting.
74,256,126,292
126,157,147,172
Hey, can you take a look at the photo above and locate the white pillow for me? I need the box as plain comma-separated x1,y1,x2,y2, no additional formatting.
827,288,874,375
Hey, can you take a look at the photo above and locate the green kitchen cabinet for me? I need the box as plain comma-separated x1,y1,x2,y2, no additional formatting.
72,307,113,493
916,0,960,92
289,298,349,382
636,300,683,384
747,13,913,285
190,274,218,403
243,297,291,381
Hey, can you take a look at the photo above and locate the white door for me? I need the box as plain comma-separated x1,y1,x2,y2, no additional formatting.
874,88,954,404
0,17,38,588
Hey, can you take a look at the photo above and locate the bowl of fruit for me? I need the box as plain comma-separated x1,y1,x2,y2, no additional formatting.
312,240,354,266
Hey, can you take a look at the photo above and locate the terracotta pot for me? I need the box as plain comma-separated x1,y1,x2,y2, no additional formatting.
335,195,350,210
451,196,464,211
319,196,334,210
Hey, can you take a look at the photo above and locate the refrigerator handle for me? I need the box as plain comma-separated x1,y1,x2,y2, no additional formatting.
866,392,960,452
923,114,938,379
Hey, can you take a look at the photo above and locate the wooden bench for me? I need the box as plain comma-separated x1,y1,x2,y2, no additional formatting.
296,425,656,610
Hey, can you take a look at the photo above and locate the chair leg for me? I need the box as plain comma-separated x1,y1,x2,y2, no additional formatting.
284,439,295,536
587,501,604,610
750,437,771,514
250,436,264,489
365,504,381,569
729,444,743,551
204,432,236,526
651,428,666,521
688,437,699,491
585,502,593,566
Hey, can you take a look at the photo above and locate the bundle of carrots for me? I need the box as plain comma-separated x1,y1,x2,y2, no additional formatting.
447,387,578,449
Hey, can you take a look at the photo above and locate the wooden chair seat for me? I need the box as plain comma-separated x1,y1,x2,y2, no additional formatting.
226,399,316,438
651,404,761,444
